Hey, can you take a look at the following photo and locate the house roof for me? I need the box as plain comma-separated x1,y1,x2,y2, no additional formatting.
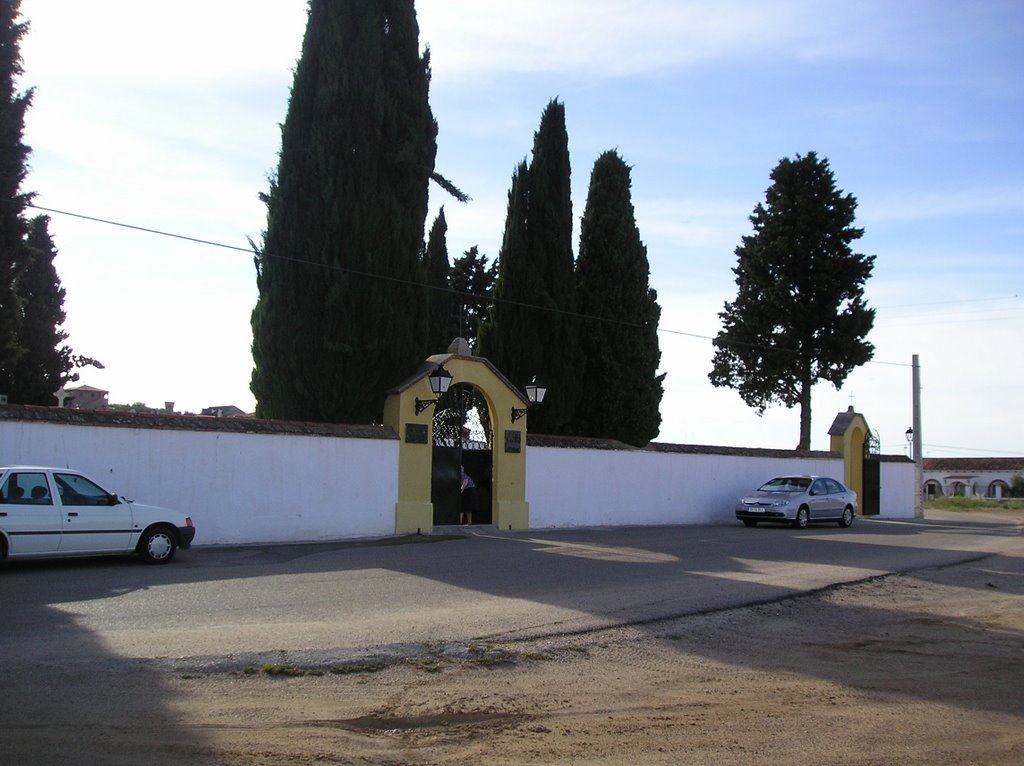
923,457,1024,472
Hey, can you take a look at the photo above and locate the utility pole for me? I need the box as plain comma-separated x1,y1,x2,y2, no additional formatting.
912,354,923,517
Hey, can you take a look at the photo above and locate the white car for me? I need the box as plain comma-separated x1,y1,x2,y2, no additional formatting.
0,466,195,564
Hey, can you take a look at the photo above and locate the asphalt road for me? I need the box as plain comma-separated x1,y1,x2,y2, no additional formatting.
1,510,1020,672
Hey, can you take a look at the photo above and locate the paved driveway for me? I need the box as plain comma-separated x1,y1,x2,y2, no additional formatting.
2,510,1019,670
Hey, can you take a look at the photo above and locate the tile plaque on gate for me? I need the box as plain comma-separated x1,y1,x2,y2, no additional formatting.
405,423,428,444
504,429,522,453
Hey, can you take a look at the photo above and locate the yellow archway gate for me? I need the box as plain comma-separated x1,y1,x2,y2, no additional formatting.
828,407,871,511
383,340,531,534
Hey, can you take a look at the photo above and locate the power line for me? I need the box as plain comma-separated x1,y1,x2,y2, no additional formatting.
922,443,1024,457
28,201,914,369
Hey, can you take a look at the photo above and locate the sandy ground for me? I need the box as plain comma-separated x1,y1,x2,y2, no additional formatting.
4,547,1021,765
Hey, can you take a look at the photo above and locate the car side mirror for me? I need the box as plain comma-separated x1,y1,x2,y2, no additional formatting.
107,493,120,505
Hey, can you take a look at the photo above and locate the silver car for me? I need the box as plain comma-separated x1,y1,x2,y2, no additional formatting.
735,475,857,529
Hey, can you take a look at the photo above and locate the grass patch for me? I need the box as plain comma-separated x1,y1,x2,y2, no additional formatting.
468,650,516,668
403,657,444,674
926,497,1024,512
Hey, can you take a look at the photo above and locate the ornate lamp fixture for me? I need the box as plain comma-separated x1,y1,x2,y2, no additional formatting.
415,364,453,415
511,376,547,422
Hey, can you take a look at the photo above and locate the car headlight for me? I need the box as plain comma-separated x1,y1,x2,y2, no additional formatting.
772,499,791,507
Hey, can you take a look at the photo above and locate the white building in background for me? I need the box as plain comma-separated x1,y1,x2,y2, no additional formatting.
922,457,1024,498
55,385,109,410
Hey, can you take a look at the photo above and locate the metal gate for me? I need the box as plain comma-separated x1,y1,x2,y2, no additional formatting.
862,457,881,516
430,384,493,526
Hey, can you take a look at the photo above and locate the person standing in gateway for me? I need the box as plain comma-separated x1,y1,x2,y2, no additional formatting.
460,466,476,526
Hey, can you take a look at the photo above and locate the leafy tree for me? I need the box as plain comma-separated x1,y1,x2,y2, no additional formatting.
1010,473,1024,499
423,208,451,353
2,216,72,403
0,0,32,382
572,150,663,446
251,0,444,423
710,151,875,449
448,245,496,349
478,99,581,433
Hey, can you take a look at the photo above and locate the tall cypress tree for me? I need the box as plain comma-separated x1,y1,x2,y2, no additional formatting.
423,208,451,354
710,151,875,449
478,99,581,433
0,0,32,383
251,0,438,423
572,150,663,446
2,215,72,404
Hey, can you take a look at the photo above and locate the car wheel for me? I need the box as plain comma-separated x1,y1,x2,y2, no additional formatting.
742,519,758,527
793,506,810,529
838,505,854,528
139,526,177,564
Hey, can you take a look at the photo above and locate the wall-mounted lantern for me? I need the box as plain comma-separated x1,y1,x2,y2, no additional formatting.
415,364,453,415
511,376,547,422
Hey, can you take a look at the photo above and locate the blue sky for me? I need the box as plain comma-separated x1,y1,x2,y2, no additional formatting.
15,0,1024,456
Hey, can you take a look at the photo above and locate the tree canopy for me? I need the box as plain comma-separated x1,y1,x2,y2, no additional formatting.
572,150,663,446
251,0,439,423
1,215,76,404
448,245,496,350
423,208,451,354
0,0,32,381
709,151,876,449
478,99,581,433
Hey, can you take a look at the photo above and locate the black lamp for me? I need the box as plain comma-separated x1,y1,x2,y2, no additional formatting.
415,364,453,415
512,376,547,422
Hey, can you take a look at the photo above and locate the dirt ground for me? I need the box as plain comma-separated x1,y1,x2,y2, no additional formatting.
5,547,1021,766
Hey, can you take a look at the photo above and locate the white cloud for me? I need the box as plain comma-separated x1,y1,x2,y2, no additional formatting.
418,0,891,82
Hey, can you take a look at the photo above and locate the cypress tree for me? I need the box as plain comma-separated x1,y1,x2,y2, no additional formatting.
0,0,31,382
251,0,438,423
478,99,581,433
572,150,663,446
423,208,451,353
709,151,875,449
2,215,72,404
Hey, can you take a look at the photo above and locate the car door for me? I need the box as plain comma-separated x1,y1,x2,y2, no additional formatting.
808,478,834,519
826,478,848,517
0,471,63,555
53,472,134,554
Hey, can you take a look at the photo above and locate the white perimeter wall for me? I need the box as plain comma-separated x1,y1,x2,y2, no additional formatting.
527,447,845,527
1,420,399,545
880,460,917,516
1,418,917,545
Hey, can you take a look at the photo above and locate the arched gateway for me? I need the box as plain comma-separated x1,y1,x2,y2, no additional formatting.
383,340,531,534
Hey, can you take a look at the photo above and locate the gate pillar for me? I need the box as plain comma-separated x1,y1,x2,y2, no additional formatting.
828,407,871,512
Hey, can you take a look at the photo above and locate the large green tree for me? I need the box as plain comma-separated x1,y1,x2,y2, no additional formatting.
0,0,31,383
2,215,74,404
251,0,440,423
709,151,876,449
447,245,496,349
572,150,663,446
478,99,581,433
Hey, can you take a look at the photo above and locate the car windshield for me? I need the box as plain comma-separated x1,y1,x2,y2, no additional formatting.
759,477,811,492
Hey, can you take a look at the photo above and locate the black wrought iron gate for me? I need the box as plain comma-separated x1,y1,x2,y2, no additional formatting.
430,384,493,526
